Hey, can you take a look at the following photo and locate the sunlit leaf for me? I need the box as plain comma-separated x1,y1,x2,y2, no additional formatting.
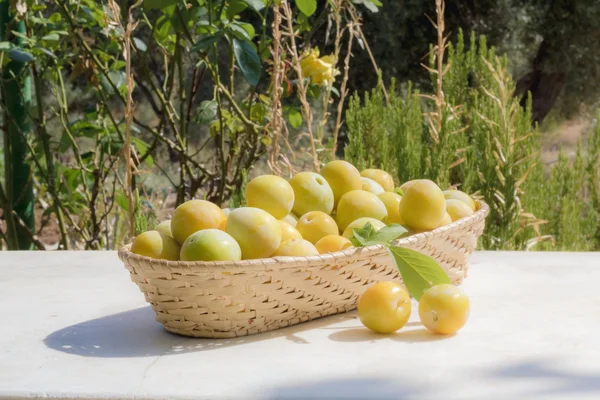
133,37,147,52
388,247,451,300
229,22,255,40
42,33,59,41
242,0,265,12
288,108,302,128
0,42,14,52
296,0,317,16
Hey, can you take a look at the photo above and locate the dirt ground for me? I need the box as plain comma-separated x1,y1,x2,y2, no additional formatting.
540,116,593,167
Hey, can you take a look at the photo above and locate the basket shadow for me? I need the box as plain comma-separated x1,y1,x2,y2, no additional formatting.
328,327,453,343
44,306,357,358
263,377,421,399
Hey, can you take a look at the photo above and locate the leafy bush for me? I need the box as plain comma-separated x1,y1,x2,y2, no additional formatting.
0,0,383,250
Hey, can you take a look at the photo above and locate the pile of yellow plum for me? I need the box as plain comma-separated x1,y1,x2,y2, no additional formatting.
130,160,477,262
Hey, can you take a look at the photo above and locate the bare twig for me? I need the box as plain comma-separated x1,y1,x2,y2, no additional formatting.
107,0,143,238
281,0,320,172
267,2,285,174
347,4,387,102
332,21,354,158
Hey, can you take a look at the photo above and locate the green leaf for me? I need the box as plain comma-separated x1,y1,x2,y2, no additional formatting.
306,84,321,98
191,32,223,52
352,0,381,12
229,22,255,40
145,154,155,168
350,222,377,246
367,224,409,245
394,187,404,196
388,247,451,301
227,0,248,19
116,192,129,212
250,102,267,121
296,0,317,16
0,42,14,52
48,13,62,23
8,49,35,63
242,0,265,11
38,48,57,59
100,70,126,95
42,33,60,41
362,0,379,12
350,222,409,246
288,109,302,128
233,38,261,86
194,100,218,124
131,137,149,155
133,37,147,52
144,0,178,10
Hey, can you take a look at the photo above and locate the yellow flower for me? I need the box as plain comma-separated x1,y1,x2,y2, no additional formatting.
299,48,340,87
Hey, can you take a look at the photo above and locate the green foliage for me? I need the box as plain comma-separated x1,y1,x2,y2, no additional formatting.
345,80,425,182
346,31,600,251
349,222,408,247
1,0,370,249
527,122,600,251
349,222,451,301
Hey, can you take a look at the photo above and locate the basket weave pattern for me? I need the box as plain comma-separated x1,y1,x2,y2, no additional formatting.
119,202,488,338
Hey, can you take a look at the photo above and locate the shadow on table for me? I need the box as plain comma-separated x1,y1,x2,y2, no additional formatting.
44,306,357,358
486,359,600,397
328,322,452,343
263,377,421,399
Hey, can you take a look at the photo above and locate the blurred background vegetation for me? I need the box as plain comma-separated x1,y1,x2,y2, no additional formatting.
0,0,598,251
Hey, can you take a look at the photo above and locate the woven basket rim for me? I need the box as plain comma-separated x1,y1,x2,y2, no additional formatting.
119,201,489,270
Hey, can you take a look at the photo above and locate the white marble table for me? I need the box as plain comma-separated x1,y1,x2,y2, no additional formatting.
1,251,599,400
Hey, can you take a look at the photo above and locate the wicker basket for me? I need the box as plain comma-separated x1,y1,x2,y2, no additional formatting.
118,202,488,338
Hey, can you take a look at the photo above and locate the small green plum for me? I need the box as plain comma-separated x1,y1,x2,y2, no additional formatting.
180,229,242,261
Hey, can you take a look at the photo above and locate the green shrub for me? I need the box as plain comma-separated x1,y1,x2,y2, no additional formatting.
345,80,425,182
345,31,600,251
